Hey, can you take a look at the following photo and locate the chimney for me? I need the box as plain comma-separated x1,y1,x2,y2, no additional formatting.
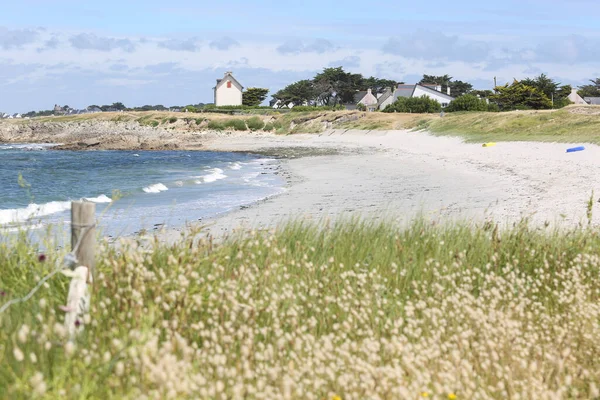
225,71,232,76
447,86,451,96
436,85,442,92
367,88,372,95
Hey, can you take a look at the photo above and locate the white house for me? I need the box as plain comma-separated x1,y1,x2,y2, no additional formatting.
376,88,394,110
568,88,587,105
214,71,243,107
345,88,379,111
394,84,455,108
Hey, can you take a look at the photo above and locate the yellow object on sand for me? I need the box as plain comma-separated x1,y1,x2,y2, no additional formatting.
482,142,496,147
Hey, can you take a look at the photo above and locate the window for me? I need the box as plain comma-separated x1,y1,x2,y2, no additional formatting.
227,81,232,88
442,103,448,107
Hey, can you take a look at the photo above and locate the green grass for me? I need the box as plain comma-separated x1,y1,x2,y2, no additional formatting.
2,217,600,398
412,107,600,144
245,116,265,131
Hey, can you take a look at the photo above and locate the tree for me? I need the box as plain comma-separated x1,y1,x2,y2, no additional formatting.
272,66,397,107
419,74,453,92
242,88,269,107
490,81,552,110
521,74,571,108
449,80,473,97
112,102,126,111
360,77,398,93
578,78,600,98
273,80,316,107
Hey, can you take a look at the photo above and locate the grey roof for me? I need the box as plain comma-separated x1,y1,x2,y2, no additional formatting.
353,91,368,103
377,88,393,107
394,85,416,100
417,84,455,101
584,97,600,105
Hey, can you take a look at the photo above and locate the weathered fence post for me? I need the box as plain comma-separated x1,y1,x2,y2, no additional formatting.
64,201,96,337
71,201,96,281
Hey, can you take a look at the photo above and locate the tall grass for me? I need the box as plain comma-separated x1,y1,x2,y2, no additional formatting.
411,108,600,144
2,218,600,398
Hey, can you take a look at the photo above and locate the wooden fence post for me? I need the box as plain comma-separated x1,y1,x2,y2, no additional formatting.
71,201,96,281
65,201,96,338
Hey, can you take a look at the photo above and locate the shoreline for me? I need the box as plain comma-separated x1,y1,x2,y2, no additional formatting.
4,127,600,242
153,129,600,243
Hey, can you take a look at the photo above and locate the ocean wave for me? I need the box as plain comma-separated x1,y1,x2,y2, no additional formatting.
229,162,243,170
84,194,113,203
0,143,57,151
0,194,113,225
0,201,71,225
143,183,169,193
196,168,227,184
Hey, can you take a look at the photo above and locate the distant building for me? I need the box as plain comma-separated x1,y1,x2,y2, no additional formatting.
53,104,65,115
584,97,600,105
214,71,243,107
393,84,455,108
87,106,102,113
376,87,394,110
346,88,379,111
568,88,587,105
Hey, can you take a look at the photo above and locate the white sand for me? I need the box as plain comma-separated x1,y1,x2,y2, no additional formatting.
162,129,600,239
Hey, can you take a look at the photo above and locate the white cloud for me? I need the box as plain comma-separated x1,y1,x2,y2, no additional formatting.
2,27,600,113
69,33,136,52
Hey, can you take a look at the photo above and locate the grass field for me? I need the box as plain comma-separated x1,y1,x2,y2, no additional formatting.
410,106,600,144
2,216,600,399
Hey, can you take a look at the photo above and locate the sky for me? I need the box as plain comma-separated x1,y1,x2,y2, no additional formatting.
1,0,600,113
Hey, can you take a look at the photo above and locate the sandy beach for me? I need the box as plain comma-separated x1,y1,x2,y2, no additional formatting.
157,128,600,240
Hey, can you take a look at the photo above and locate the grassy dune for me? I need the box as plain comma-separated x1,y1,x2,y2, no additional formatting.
410,106,600,144
2,218,600,399
5,106,600,142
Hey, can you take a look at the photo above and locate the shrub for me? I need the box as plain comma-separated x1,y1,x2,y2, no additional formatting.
195,118,206,125
487,102,500,112
245,116,265,131
207,120,225,130
223,119,247,131
356,103,367,111
168,117,177,123
383,96,442,113
263,122,275,131
446,94,489,112
183,106,198,113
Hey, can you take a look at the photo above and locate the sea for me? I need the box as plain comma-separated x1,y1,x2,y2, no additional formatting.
0,144,284,238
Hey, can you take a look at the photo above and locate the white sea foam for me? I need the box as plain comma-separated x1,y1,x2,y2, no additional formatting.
0,193,113,226
133,154,140,157
0,201,71,225
143,183,169,193
196,168,227,184
174,181,184,187
229,162,243,170
84,194,113,203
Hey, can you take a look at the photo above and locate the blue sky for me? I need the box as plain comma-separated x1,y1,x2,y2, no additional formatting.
1,0,600,113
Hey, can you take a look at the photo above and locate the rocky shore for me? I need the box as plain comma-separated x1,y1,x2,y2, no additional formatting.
0,118,273,150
